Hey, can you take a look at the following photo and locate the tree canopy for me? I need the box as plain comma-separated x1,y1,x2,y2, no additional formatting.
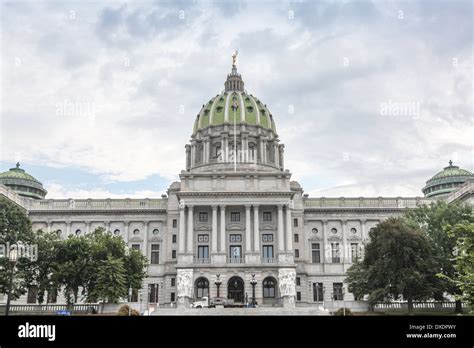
345,217,439,313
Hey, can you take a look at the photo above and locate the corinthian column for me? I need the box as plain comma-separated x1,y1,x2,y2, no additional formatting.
285,205,293,252
277,204,284,252
186,205,194,254
220,205,226,252
253,205,260,252
178,205,185,253
211,205,218,253
245,205,251,252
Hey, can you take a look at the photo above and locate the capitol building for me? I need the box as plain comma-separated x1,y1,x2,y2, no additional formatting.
1,60,473,311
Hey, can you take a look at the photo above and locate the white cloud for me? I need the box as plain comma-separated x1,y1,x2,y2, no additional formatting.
1,1,472,197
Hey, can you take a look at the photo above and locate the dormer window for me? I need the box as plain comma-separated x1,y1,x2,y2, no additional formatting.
246,106,254,113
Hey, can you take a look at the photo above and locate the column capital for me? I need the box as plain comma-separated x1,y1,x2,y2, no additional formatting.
341,219,347,224
123,220,130,225
245,204,252,209
219,204,226,209
360,219,366,223
252,204,259,209
277,204,284,209
187,204,194,209
211,205,218,210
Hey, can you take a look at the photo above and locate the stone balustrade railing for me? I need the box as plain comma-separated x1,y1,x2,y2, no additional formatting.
304,197,431,209
446,179,474,203
0,184,28,208
26,198,168,211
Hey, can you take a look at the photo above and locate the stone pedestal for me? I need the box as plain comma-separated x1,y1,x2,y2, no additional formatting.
278,268,296,309
177,268,193,310
177,296,191,309
281,295,296,309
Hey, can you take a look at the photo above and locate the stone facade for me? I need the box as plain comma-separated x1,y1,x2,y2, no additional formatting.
2,64,473,310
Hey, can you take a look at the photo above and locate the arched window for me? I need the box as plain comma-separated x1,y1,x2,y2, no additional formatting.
262,277,277,298
195,277,209,299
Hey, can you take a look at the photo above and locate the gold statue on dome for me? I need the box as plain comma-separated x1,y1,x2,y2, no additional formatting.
232,50,238,67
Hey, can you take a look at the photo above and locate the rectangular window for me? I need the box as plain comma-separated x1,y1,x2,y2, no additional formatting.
131,244,140,251
351,243,359,262
262,234,273,242
296,277,301,286
27,286,38,304
262,245,274,260
170,292,175,302
198,234,209,243
331,243,340,263
148,284,159,303
296,292,301,301
333,283,344,300
172,234,177,243
198,245,209,259
131,289,138,302
171,278,176,287
295,249,300,258
199,212,209,222
229,245,242,259
294,234,299,242
229,234,242,243
263,212,272,222
293,218,298,227
311,243,321,263
313,283,324,302
47,289,57,304
172,250,176,259
173,219,177,228
230,212,240,222
151,244,160,264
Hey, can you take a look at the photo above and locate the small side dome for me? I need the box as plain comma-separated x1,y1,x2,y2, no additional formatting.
422,160,473,198
0,162,47,199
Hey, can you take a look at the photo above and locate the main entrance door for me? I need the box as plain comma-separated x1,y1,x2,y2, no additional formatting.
227,276,244,303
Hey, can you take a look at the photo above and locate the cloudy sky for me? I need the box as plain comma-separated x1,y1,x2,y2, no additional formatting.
0,0,472,199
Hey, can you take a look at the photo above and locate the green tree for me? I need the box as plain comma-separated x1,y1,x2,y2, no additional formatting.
444,221,474,308
32,229,61,304
0,198,36,301
404,201,473,312
345,218,439,314
90,256,128,308
55,235,91,305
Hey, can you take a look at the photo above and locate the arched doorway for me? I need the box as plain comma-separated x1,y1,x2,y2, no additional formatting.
195,277,209,299
262,277,277,304
227,276,244,303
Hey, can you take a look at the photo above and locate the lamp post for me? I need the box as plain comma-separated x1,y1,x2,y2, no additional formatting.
5,248,18,316
214,274,222,298
250,274,257,307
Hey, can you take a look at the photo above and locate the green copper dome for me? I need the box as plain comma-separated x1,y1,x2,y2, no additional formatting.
422,161,473,198
193,91,277,135
192,66,277,135
0,163,47,199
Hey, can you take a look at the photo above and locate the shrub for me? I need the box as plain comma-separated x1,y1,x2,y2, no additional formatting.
118,304,139,316
334,307,354,316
